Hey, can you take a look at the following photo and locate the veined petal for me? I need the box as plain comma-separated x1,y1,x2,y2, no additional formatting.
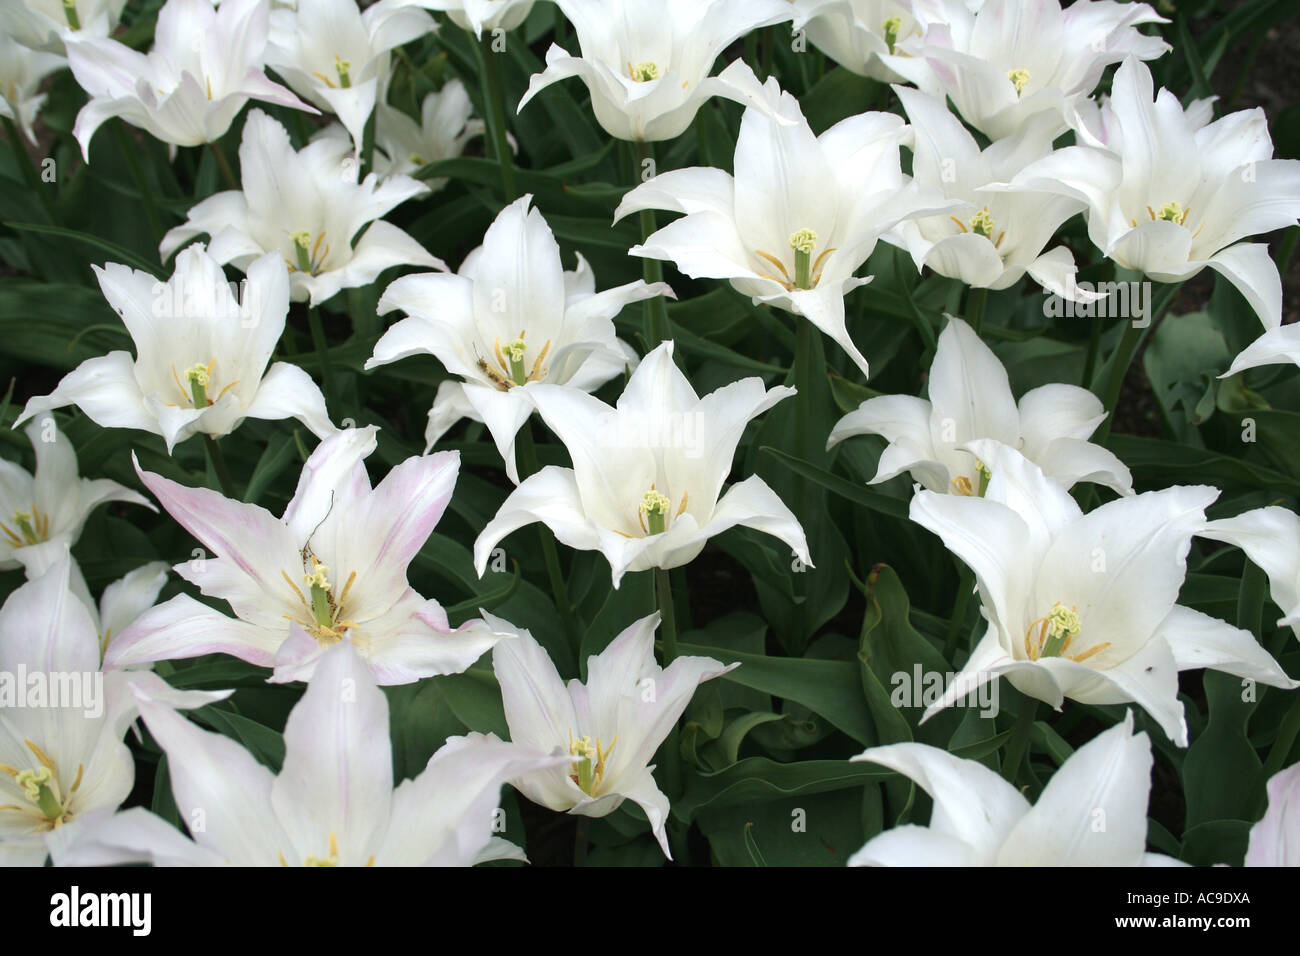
271,641,392,866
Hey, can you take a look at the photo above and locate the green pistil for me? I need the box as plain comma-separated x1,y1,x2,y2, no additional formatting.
291,230,313,274
640,490,671,536
304,566,333,628
185,363,210,408
1039,604,1081,658
883,16,902,53
63,0,81,30
630,62,660,82
969,209,995,239
335,55,352,89
1158,201,1184,223
789,228,817,290
504,339,528,386
13,512,39,546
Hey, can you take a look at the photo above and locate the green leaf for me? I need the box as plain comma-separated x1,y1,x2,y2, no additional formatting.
677,641,876,746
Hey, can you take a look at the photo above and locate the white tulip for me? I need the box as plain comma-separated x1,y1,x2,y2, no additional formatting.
65,0,315,160
473,341,811,587
829,316,1133,496
160,109,442,305
909,440,1294,746
371,194,668,482
16,244,336,452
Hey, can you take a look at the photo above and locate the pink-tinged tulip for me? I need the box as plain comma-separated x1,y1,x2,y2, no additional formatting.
66,0,316,160
1,555,228,866
107,427,508,685
52,641,567,866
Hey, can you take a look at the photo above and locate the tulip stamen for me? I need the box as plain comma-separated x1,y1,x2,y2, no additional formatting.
285,557,360,644
754,249,794,290
304,832,341,867
568,730,618,795
3,504,49,546
288,230,330,276
6,742,83,829
1023,603,1108,663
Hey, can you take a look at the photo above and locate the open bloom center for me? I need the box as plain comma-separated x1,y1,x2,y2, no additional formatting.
169,359,239,409
568,731,617,795
289,230,331,276
950,460,991,497
950,207,1006,251
1007,68,1030,96
0,740,83,831
312,55,352,90
629,61,660,82
0,505,49,548
282,554,360,644
754,228,836,292
1024,602,1110,663
478,331,552,390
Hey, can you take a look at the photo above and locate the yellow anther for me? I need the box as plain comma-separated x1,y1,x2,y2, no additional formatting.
1007,68,1030,95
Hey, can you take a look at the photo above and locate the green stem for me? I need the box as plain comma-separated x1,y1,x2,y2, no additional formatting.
966,286,987,335
1262,695,1300,783
655,566,678,665
2,116,53,220
307,306,334,409
1237,559,1267,634
113,120,162,245
633,140,669,349
477,32,517,200
360,110,377,180
1081,315,1102,388
573,817,589,867
209,142,239,192
515,423,577,643
1001,697,1037,783
1092,283,1180,445
203,434,237,498
655,565,690,864
943,563,975,662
